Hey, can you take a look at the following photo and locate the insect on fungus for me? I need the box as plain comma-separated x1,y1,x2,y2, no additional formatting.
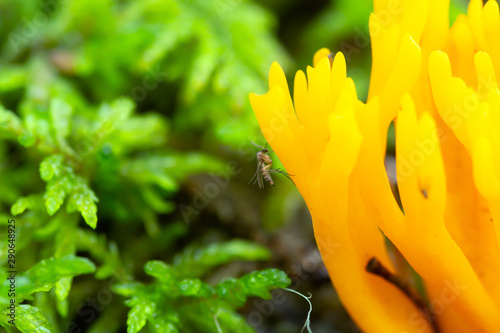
249,141,294,189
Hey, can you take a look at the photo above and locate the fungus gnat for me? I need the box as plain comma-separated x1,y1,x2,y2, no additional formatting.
249,141,294,188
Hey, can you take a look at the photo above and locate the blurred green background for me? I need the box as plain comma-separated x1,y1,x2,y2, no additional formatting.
0,0,468,332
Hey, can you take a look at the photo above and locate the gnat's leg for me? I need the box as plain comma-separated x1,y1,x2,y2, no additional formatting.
269,168,295,185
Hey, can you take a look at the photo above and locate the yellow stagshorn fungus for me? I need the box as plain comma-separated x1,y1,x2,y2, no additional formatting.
250,0,500,332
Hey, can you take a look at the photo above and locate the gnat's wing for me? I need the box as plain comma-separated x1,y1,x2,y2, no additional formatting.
269,168,295,185
249,160,264,189
256,161,264,189
248,161,259,184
